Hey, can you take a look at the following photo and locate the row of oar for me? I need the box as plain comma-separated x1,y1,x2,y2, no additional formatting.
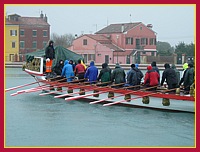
5,76,177,107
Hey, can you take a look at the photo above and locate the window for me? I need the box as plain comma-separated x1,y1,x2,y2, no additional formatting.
141,38,146,45
32,30,37,37
126,37,133,45
43,41,47,48
32,41,37,49
12,42,16,48
10,30,17,36
20,30,24,36
88,54,95,61
140,26,142,30
43,30,47,37
20,41,25,49
83,39,87,45
150,38,156,45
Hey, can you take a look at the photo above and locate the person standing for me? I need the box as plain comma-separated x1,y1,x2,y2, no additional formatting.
74,59,86,80
45,40,55,78
61,60,74,82
161,63,178,90
53,59,64,76
171,64,180,84
126,64,143,87
180,63,194,94
111,63,126,84
97,63,112,85
151,61,160,74
84,61,98,83
144,65,160,88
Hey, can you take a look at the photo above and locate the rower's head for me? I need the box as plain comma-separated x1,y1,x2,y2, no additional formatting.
164,63,170,69
183,63,188,70
151,61,157,67
102,63,107,68
147,65,152,70
90,61,95,66
131,64,135,68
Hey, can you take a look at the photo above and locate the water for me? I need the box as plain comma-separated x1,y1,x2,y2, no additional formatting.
5,68,195,147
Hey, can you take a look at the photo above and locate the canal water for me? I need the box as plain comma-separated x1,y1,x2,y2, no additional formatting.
5,68,195,147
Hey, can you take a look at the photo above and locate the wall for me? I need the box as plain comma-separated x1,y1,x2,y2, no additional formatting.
5,25,19,62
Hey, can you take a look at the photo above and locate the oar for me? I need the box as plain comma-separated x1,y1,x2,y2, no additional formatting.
54,81,112,98
89,84,150,104
9,77,75,96
6,79,47,92
6,76,67,92
64,90,110,101
64,82,124,101
103,87,177,107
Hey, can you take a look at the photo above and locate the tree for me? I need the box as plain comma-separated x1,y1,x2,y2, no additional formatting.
174,42,195,56
156,41,174,56
51,33,75,48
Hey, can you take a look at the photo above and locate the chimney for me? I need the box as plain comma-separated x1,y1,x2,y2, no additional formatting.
147,24,153,29
44,14,47,22
40,11,44,18
121,24,124,32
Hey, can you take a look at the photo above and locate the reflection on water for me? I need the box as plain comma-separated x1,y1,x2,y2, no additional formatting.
5,68,194,147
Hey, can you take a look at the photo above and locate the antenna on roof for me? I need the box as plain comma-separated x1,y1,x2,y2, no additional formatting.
130,14,132,23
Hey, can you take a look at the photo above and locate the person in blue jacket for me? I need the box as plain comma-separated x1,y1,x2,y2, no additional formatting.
61,60,74,82
84,61,98,83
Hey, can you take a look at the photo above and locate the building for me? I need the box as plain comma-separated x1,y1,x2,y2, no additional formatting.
69,22,157,64
5,12,50,62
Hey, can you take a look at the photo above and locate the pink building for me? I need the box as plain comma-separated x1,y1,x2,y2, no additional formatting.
69,22,157,64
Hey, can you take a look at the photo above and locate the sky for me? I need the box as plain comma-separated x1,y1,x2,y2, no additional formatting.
5,4,195,47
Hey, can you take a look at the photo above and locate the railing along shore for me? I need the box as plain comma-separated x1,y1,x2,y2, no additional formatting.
5,62,184,70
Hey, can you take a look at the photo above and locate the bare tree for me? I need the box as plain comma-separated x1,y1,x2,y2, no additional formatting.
51,33,75,48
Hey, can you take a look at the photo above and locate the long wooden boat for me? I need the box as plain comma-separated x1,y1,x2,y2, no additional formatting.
8,57,195,113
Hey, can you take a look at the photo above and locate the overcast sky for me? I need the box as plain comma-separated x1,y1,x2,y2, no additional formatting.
5,4,195,47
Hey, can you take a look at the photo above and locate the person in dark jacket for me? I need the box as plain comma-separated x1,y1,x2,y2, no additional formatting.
69,60,76,71
180,63,194,94
171,64,180,84
126,64,143,87
151,61,160,74
45,40,55,78
61,60,74,82
179,63,188,87
111,63,126,84
53,60,64,76
97,63,111,85
144,65,160,88
84,61,98,83
161,63,178,90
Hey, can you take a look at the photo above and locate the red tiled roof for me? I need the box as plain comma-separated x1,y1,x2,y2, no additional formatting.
19,17,49,26
86,34,111,43
6,16,49,26
95,22,142,34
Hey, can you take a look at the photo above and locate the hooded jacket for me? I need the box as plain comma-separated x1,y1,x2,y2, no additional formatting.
111,64,126,84
127,67,143,86
144,66,160,86
84,61,98,83
161,64,178,89
45,41,55,60
61,60,74,82
97,63,111,83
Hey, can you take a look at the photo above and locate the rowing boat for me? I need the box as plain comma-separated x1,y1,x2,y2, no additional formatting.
8,57,195,113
